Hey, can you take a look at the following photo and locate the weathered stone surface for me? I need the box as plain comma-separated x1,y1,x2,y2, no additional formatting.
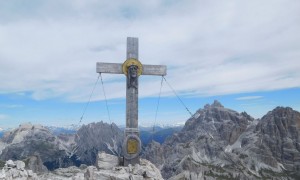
6,160,16,168
143,100,253,179
143,101,300,179
0,153,163,180
0,160,38,180
0,121,123,171
96,151,119,170
0,123,77,171
15,161,25,170
142,141,164,169
24,155,48,173
168,171,204,180
253,107,300,171
75,122,123,166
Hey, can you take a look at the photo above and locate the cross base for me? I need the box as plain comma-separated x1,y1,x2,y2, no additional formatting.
123,128,141,166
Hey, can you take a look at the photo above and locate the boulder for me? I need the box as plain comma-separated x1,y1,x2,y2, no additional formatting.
96,151,120,170
0,153,163,179
15,161,25,171
5,160,16,168
0,160,38,180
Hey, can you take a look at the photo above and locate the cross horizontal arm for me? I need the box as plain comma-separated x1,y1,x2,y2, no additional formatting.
96,62,167,76
142,64,167,76
96,62,123,74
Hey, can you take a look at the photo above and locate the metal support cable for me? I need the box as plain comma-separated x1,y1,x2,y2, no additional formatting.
79,74,100,125
162,76,246,176
100,73,112,125
99,73,118,143
152,76,164,139
163,76,193,117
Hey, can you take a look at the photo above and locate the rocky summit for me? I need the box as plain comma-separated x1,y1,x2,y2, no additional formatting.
143,101,300,179
0,152,163,180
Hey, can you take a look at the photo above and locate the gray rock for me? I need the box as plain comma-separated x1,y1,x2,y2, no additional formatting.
251,107,300,171
24,155,48,173
6,160,16,168
74,121,124,166
96,151,120,170
0,123,77,171
0,121,123,171
143,101,300,179
15,161,25,170
0,160,38,180
35,153,163,180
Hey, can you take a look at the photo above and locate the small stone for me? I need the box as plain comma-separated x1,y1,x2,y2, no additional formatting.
79,164,88,170
84,166,96,179
16,161,25,170
27,170,34,177
6,160,16,168
0,169,6,179
73,172,84,180
128,164,133,173
11,169,19,178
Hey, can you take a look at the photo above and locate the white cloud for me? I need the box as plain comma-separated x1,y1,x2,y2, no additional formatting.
0,0,299,102
0,114,9,120
236,96,263,101
0,104,23,108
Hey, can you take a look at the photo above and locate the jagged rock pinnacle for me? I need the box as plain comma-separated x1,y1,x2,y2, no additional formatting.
204,100,224,109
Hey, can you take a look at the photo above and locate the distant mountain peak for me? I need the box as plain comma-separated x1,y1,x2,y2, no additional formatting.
262,106,299,121
212,100,224,107
271,106,294,114
147,104,300,179
204,100,224,109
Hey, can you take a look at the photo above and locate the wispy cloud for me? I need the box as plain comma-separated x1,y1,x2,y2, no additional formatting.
0,114,9,120
0,0,299,102
0,104,23,108
236,96,263,101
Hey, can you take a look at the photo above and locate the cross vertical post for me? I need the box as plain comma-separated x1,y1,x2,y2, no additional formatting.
126,37,139,129
123,37,141,165
96,37,167,166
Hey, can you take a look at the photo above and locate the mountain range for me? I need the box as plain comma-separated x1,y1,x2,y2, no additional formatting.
143,100,300,179
0,100,300,179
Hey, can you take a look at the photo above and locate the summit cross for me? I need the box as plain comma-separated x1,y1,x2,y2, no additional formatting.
96,37,167,166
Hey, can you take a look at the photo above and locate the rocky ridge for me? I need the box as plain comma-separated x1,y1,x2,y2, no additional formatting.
0,123,77,171
0,121,123,172
1,101,300,179
143,101,300,179
74,122,123,165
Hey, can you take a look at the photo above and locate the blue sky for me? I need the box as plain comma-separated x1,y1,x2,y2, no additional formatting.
0,0,300,129
1,88,300,128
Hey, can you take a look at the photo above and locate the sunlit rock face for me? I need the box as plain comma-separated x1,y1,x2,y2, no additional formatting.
74,121,123,166
254,107,300,171
0,121,124,172
0,123,78,171
143,101,300,179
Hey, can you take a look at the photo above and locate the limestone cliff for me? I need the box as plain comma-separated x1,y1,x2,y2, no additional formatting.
143,101,300,179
